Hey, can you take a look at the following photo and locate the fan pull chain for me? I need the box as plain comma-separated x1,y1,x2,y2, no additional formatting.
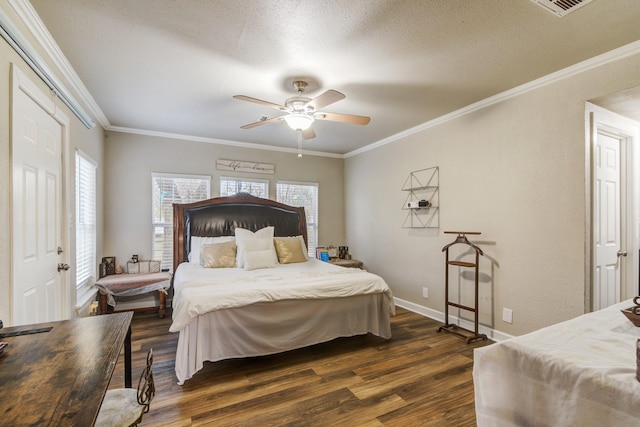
297,130,303,158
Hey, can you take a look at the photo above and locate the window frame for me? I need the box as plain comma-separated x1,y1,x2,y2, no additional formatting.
152,172,211,270
276,180,319,258
219,176,270,198
75,150,97,305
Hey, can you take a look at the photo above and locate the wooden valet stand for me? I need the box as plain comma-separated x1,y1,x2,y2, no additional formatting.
437,231,488,344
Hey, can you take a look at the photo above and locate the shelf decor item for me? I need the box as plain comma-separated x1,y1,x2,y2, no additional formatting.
101,257,116,276
338,246,349,259
327,246,338,258
316,247,330,261
127,260,161,274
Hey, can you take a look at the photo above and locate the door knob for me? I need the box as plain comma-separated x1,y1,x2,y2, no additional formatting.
617,250,628,257
57,263,71,272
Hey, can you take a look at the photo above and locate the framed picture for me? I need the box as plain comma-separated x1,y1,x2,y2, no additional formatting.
101,257,116,276
327,246,338,258
338,246,349,259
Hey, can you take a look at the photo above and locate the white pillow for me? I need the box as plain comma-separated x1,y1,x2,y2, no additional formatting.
244,249,276,271
189,236,235,264
236,238,274,268
234,227,277,268
235,226,274,240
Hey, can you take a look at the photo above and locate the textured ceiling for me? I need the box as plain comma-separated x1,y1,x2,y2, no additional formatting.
27,0,640,155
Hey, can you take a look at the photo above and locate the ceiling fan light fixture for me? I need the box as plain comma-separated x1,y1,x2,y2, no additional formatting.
235,82,369,137
284,113,314,131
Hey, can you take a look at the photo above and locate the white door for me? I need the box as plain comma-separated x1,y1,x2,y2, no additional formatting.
11,65,68,326
589,103,640,311
594,132,622,310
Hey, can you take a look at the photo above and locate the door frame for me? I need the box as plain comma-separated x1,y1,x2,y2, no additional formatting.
586,102,640,312
10,63,71,324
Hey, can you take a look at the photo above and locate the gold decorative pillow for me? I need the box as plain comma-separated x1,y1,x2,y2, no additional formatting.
273,237,307,264
201,241,237,268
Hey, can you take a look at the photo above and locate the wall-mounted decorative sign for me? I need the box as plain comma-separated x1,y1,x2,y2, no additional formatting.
216,159,275,175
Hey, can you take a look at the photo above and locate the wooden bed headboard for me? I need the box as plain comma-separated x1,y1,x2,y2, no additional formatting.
172,193,307,272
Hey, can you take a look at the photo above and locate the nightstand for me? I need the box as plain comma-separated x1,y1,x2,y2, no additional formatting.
329,258,364,269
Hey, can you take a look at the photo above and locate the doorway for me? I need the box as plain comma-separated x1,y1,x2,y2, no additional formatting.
10,64,70,326
587,102,640,311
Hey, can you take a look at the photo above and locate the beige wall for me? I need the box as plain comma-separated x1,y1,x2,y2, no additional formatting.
103,132,345,266
345,52,640,336
3,1,639,336
0,27,105,322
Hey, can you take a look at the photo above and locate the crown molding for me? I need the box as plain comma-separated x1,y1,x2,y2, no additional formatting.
8,0,106,127
107,125,344,159
345,39,640,158
14,0,640,159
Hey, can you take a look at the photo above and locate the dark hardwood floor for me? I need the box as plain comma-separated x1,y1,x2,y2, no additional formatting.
110,307,492,426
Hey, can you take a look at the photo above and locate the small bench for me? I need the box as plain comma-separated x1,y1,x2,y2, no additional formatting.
95,272,172,318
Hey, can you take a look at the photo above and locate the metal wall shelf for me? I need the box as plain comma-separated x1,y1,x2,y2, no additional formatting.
401,166,439,228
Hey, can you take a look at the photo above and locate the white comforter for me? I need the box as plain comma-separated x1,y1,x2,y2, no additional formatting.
170,258,395,332
474,299,640,426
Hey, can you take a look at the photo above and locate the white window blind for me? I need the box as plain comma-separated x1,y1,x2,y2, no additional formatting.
220,176,269,198
277,181,318,257
152,173,210,270
75,151,96,289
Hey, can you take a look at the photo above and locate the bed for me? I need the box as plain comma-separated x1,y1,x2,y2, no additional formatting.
170,193,395,384
473,299,640,426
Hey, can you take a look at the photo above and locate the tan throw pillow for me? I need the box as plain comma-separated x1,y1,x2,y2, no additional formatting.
274,237,307,264
201,241,237,268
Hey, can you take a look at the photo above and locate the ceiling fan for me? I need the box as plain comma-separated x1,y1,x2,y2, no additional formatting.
233,80,370,140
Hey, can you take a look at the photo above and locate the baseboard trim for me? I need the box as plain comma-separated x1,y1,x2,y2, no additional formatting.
394,297,514,342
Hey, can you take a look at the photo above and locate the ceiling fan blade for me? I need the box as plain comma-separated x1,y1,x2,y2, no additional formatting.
240,116,283,129
302,127,316,140
233,95,287,111
306,90,345,111
316,111,370,125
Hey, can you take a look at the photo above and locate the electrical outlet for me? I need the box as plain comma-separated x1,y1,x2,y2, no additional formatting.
502,308,513,324
422,287,429,299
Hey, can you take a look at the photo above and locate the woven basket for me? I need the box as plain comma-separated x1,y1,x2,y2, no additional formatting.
126,260,161,274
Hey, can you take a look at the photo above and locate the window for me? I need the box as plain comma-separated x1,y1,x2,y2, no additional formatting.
152,173,210,270
220,176,269,198
277,181,318,257
76,151,96,292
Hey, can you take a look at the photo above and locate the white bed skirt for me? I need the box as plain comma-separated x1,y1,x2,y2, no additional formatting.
175,293,392,384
